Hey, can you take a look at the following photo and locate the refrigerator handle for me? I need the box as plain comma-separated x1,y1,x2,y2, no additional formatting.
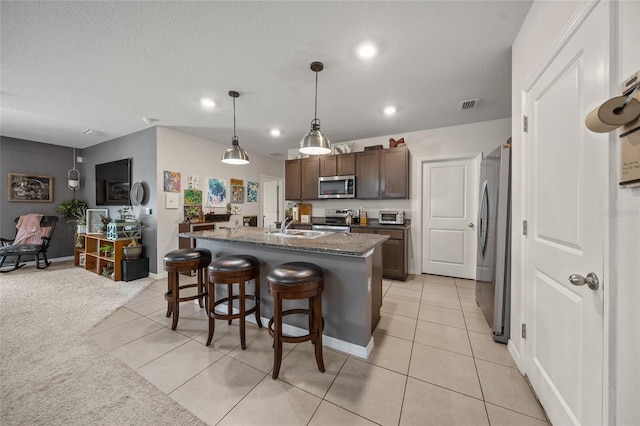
478,181,489,259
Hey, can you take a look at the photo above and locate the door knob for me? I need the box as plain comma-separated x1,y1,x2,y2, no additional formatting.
568,272,599,290
468,223,474,228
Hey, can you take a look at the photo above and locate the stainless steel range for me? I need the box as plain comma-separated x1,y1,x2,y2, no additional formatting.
313,209,352,233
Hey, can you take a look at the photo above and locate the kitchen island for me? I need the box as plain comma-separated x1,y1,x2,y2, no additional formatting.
178,227,388,358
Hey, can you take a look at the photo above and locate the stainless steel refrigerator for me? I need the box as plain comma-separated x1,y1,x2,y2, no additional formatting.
476,144,511,344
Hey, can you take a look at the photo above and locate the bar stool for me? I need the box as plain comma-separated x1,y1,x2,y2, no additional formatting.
207,255,262,349
267,262,325,380
163,248,212,330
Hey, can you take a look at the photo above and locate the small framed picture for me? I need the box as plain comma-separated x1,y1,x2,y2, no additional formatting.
231,185,244,203
79,253,86,267
86,209,108,234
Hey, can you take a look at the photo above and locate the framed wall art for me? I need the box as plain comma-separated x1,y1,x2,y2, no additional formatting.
231,185,244,203
86,209,108,234
8,173,53,202
247,181,258,202
163,170,181,192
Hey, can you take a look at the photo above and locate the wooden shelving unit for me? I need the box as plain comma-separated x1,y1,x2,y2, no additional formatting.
74,233,129,281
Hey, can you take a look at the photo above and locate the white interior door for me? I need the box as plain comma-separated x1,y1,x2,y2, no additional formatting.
262,179,279,228
422,156,478,279
523,3,607,425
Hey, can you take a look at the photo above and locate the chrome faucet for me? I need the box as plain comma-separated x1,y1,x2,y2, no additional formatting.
281,217,294,234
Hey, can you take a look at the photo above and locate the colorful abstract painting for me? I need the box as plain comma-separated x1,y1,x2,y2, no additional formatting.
184,205,203,223
247,181,259,202
231,185,244,203
163,171,181,192
230,178,244,186
206,178,227,207
184,189,202,206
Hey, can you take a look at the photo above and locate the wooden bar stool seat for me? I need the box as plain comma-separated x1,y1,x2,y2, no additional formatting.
207,254,262,349
267,261,325,379
163,248,212,330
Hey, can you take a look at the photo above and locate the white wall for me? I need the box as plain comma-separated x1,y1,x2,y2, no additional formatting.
156,127,284,274
289,118,511,275
512,1,639,424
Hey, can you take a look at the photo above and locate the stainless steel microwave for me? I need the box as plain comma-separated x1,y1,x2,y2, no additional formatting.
318,175,356,199
379,210,405,224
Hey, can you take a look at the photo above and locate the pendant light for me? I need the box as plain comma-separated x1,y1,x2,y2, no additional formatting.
300,61,331,155
221,90,250,165
67,147,80,196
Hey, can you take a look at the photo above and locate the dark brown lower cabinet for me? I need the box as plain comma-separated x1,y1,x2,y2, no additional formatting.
351,227,408,280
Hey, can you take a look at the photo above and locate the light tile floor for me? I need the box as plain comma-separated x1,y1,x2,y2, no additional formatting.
90,274,549,426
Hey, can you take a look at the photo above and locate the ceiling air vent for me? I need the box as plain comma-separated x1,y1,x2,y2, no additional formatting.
81,129,106,137
458,98,480,111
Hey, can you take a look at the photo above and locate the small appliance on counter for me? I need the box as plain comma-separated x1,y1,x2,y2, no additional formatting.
379,210,405,225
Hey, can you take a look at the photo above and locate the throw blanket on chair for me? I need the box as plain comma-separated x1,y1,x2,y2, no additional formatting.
14,214,44,245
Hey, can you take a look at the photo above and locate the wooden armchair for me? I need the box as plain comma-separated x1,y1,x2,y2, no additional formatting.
0,215,58,272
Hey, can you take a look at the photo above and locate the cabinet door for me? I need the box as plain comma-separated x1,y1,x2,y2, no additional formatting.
381,238,404,279
380,146,409,199
355,150,380,199
337,153,356,175
285,159,301,200
350,227,375,234
301,157,320,200
319,156,337,177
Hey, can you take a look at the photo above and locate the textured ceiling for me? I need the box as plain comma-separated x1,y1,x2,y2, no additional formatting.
1,1,531,159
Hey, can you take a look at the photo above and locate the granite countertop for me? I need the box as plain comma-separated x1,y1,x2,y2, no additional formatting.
179,227,388,257
278,218,411,231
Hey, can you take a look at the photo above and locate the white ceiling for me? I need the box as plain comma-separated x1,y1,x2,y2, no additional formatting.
1,1,531,159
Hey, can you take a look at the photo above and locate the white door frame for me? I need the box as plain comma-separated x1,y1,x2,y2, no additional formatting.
260,174,283,227
417,152,482,278
518,0,614,422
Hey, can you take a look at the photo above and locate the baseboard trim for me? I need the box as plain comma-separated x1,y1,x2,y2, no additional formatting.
217,303,374,358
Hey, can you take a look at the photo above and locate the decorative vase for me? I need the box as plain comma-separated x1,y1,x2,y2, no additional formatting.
77,224,87,234
123,245,143,260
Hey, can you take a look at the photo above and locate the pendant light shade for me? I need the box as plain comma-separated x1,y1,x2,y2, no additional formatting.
300,61,331,155
67,147,80,194
221,91,250,165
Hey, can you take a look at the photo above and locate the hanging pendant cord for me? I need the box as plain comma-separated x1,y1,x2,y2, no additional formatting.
314,70,318,120
233,96,237,139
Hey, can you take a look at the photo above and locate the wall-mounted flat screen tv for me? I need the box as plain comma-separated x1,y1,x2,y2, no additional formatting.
95,158,131,206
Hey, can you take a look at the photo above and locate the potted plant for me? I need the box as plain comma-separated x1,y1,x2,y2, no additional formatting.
102,261,114,278
116,206,133,223
57,199,88,222
100,243,113,258
122,224,145,259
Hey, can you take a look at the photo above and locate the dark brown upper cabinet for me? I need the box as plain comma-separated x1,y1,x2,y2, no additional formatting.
380,146,410,199
355,150,381,199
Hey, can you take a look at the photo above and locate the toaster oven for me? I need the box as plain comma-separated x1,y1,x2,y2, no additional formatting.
378,210,405,225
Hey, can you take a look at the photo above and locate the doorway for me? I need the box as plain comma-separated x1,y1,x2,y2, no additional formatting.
521,2,608,424
261,175,283,228
421,154,480,279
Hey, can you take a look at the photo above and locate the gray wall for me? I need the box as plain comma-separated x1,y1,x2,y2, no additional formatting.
1,128,158,272
82,127,159,272
0,137,82,259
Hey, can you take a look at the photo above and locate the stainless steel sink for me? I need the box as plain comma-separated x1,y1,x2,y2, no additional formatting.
264,229,329,238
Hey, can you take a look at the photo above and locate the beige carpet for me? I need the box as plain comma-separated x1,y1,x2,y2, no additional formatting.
0,261,205,426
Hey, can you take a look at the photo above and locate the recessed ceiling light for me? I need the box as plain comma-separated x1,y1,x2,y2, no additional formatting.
383,106,397,116
357,43,377,59
200,98,215,109
270,129,281,137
